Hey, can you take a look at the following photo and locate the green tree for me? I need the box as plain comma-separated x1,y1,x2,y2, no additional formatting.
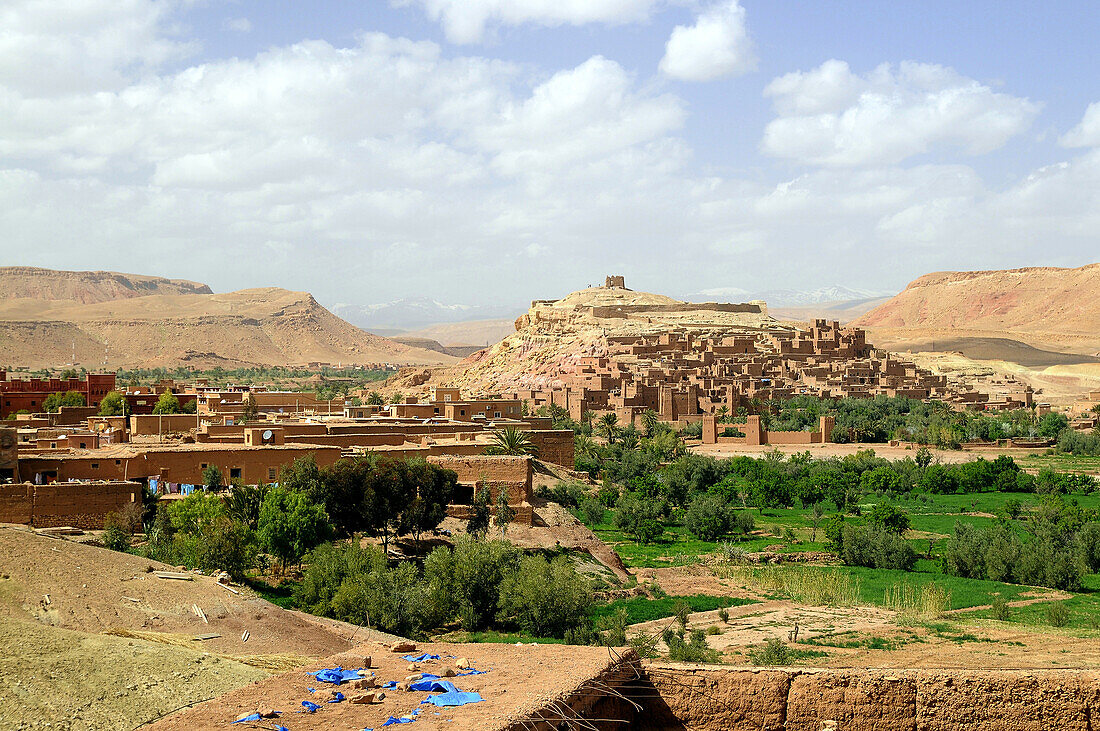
868,502,911,535
240,392,259,423
614,492,664,545
98,391,128,416
486,426,539,456
496,487,516,535
152,391,181,414
202,465,224,492
467,484,492,538
257,487,333,573
498,554,592,637
180,398,197,414
399,460,457,550
597,413,619,443
366,391,384,406
43,390,86,412
167,491,227,535
684,493,732,541
640,409,660,437
225,482,271,531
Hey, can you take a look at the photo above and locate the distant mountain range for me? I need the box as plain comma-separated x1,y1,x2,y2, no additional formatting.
332,298,522,334
685,285,891,307
0,267,453,369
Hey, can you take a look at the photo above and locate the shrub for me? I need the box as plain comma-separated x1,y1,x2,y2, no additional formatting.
102,522,131,552
839,524,916,571
579,497,606,526
868,502,911,535
684,493,732,541
749,638,792,666
717,607,730,623
732,510,755,538
614,493,665,545
257,487,333,572
1046,601,1070,628
991,596,1010,622
663,628,719,663
1075,522,1100,573
498,555,593,637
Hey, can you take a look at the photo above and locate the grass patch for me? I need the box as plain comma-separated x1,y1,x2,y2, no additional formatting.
590,594,756,625
246,577,299,610
454,630,567,645
802,631,912,651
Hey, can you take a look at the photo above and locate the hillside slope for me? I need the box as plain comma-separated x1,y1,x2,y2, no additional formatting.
853,264,1100,356
0,269,454,368
0,266,212,303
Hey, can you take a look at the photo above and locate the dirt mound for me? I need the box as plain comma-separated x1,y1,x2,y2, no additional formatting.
0,266,211,304
0,271,455,368
0,526,355,659
854,263,1100,355
145,640,633,731
0,613,266,731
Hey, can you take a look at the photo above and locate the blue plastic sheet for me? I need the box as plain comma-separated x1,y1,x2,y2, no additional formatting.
381,716,415,726
401,653,440,662
231,713,262,724
301,700,321,713
409,679,457,693
308,666,366,685
328,691,345,703
457,668,487,677
424,691,483,707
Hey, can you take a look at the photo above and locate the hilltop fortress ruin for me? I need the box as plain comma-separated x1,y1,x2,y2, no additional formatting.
447,277,1026,427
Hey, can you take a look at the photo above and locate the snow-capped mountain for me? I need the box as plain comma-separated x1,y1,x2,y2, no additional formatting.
333,297,521,333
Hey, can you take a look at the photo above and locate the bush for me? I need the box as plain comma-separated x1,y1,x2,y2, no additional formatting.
257,487,333,572
537,480,586,508
102,522,131,552
684,493,731,541
1046,601,1070,628
749,637,792,666
579,497,606,526
868,502,910,535
991,596,1010,622
614,493,665,545
498,555,593,637
838,524,916,571
663,628,719,663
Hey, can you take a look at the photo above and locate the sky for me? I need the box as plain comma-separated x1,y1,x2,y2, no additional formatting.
1,0,1099,310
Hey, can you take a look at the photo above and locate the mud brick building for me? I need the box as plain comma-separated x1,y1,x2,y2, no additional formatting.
0,371,116,418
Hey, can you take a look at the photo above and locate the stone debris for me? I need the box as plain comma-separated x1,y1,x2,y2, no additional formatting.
455,657,470,669
390,642,416,653
350,690,385,705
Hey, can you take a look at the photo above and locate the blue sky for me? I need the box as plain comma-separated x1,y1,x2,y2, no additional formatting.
1,0,1098,308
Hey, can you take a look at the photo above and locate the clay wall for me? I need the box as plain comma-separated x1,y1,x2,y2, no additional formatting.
527,429,575,469
131,414,202,435
628,665,1100,731
426,455,533,506
0,481,139,529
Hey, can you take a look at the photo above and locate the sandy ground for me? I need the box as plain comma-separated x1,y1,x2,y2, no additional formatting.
0,526,356,659
146,640,633,731
0,613,267,730
629,564,1100,671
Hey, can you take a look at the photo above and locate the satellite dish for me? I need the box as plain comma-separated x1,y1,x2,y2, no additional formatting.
262,430,273,441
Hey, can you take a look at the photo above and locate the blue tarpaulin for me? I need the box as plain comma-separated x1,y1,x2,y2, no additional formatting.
401,653,441,662
381,716,415,726
409,679,457,693
308,667,366,685
424,691,483,707
231,713,261,724
301,700,321,713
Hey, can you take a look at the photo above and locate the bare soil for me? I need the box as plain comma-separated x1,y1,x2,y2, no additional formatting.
146,640,632,731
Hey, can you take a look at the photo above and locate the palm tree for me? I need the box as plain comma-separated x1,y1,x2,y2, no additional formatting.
619,425,639,451
597,413,619,444
487,426,539,456
640,409,659,437
715,405,730,423
574,434,597,458
581,410,596,435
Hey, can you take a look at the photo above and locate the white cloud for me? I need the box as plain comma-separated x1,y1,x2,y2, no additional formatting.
393,0,658,44
761,60,1040,166
224,17,252,33
0,0,193,96
1060,102,1100,148
0,2,1096,305
659,1,756,82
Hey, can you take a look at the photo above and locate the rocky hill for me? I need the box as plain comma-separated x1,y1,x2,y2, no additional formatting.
0,266,212,304
0,269,453,368
434,281,791,394
853,263,1100,357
